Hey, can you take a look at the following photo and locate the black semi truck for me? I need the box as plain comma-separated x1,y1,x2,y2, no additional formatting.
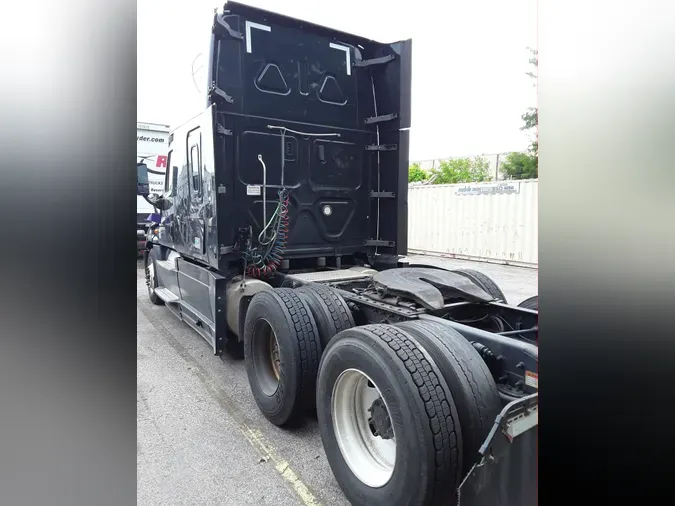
138,3,538,505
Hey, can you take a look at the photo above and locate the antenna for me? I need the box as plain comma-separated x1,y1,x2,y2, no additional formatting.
191,53,204,94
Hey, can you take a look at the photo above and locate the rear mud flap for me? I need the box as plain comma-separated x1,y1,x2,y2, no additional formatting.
458,393,538,506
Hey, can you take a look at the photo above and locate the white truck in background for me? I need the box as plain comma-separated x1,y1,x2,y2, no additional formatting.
137,121,170,253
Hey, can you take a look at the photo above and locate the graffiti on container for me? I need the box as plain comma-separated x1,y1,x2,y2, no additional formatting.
456,182,521,196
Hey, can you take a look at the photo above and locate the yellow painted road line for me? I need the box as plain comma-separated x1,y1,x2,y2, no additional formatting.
243,427,321,506
138,302,322,506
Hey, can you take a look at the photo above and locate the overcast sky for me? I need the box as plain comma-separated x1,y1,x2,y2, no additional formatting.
137,0,537,161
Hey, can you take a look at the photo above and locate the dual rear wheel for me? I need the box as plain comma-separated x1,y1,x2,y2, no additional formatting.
243,288,322,425
243,284,356,426
243,283,502,506
317,324,465,506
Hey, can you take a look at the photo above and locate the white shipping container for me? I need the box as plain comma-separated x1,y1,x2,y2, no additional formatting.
407,180,538,267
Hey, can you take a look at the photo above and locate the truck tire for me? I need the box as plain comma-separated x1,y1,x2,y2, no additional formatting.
146,257,163,306
296,284,355,349
317,324,461,506
452,269,507,303
243,288,322,426
395,319,501,474
518,295,538,310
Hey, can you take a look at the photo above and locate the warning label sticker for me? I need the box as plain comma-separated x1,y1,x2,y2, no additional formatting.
247,185,261,196
525,371,538,389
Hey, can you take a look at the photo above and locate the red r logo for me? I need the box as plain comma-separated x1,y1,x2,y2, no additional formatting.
156,155,167,168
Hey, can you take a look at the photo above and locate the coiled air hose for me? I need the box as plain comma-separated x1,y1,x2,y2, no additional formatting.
244,188,290,278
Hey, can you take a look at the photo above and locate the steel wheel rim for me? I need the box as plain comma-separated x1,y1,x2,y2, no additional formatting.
270,332,281,380
332,368,396,488
252,319,281,396
147,262,155,295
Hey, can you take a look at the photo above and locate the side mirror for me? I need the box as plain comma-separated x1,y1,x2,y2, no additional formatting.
146,193,173,211
137,163,149,196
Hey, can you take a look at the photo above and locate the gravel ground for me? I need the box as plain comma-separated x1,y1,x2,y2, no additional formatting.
137,256,537,506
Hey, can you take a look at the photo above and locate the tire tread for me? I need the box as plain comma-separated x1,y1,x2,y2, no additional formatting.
273,289,321,407
358,324,460,505
452,269,507,303
296,284,354,347
518,295,538,310
398,319,501,473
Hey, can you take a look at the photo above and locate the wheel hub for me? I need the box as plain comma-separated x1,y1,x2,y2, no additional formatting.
368,397,394,440
270,334,281,380
332,368,397,487
251,319,282,396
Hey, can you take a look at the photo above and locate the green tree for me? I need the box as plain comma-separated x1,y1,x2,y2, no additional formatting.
522,47,538,157
501,47,538,179
430,156,491,184
500,151,538,179
408,162,429,183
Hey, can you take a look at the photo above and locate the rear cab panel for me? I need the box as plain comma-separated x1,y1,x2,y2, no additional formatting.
207,2,412,271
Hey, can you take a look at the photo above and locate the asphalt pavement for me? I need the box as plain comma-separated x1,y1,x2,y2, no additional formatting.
137,255,537,505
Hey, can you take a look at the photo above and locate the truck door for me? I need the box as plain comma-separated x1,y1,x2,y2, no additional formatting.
186,127,206,257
